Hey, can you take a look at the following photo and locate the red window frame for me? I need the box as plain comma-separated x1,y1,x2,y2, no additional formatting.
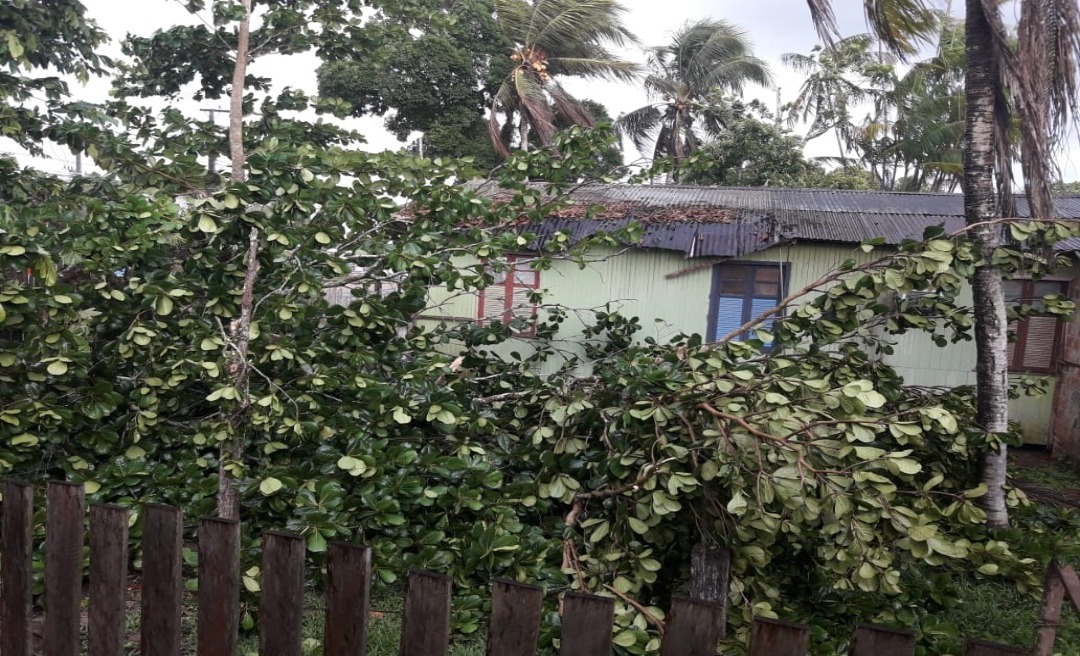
477,254,540,336
1005,279,1068,374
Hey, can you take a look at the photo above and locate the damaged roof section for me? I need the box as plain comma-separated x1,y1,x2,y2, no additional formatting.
466,181,1080,258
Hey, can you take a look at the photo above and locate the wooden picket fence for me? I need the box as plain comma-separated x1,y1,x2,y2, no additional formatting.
1,480,1077,655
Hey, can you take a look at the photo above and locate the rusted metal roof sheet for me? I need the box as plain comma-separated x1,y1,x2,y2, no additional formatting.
469,182,1080,257
526,215,773,258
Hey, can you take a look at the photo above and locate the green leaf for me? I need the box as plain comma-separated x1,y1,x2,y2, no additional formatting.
223,193,240,209
627,517,649,534
259,477,284,495
46,360,68,376
392,407,411,424
198,215,218,233
613,630,637,648
315,231,331,244
155,295,174,316
727,490,748,515
10,433,38,446
307,531,328,553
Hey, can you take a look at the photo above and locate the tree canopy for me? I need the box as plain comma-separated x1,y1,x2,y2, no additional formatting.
4,1,1080,652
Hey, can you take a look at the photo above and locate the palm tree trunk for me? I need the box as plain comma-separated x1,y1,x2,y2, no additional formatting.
519,118,529,152
963,0,1009,529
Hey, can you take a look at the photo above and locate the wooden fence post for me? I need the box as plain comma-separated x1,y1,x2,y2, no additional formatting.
142,504,183,656
660,596,726,656
1034,562,1067,656
400,570,452,656
198,516,241,656
89,504,130,656
44,481,85,656
1055,564,1080,616
260,531,305,656
690,544,730,636
559,592,615,656
324,542,372,656
849,623,917,656
487,579,544,656
1,481,33,656
747,617,811,656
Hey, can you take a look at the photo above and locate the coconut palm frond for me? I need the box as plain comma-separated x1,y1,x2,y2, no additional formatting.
488,0,638,157
782,52,820,74
1013,0,1080,218
804,0,839,45
642,75,683,100
701,56,772,92
548,56,640,81
548,81,595,129
493,0,532,45
614,104,664,155
513,68,557,146
862,0,938,57
489,77,522,157
653,122,675,164
525,0,637,53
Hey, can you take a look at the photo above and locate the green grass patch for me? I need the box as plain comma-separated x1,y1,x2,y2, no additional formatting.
1012,456,1080,491
943,576,1080,653
233,591,486,656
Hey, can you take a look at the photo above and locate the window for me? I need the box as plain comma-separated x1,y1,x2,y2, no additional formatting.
478,255,540,336
708,263,784,342
1004,279,1068,374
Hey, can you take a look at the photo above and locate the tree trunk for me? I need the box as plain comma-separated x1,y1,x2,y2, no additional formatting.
963,0,1009,529
519,117,529,152
217,0,255,521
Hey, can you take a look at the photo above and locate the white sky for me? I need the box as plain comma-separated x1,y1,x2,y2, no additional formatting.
12,0,1080,182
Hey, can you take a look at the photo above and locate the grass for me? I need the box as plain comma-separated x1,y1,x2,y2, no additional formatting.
929,450,1080,653
1012,454,1080,491
232,591,486,656
945,576,1080,652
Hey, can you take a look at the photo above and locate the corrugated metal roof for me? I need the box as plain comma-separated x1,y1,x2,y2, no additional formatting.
469,182,1080,257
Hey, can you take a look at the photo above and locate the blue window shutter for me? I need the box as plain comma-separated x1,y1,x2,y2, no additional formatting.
750,296,778,344
714,297,745,341
750,296,777,322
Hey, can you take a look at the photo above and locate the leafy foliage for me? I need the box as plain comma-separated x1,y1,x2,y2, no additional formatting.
678,100,873,188
315,0,507,169
5,2,1080,653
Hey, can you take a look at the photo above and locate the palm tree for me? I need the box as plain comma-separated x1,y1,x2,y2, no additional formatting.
802,0,1080,528
615,19,771,175
783,34,881,167
488,0,639,157
890,16,966,191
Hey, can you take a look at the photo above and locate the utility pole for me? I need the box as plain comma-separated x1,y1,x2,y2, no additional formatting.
201,108,229,173
74,152,82,175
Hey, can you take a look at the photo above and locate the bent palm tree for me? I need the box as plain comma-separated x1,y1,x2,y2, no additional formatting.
615,19,771,173
489,0,639,156
803,0,1080,528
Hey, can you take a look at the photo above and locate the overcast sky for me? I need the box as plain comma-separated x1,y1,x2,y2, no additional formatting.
16,0,1080,182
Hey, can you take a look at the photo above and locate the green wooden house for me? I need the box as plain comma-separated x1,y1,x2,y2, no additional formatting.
419,184,1080,450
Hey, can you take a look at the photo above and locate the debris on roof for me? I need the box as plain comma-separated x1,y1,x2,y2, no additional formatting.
468,181,1080,257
